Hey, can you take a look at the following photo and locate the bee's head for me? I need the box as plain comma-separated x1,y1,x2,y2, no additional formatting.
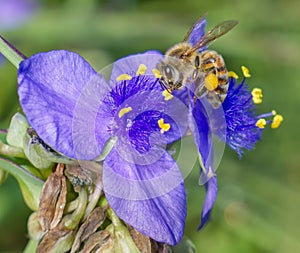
158,62,183,91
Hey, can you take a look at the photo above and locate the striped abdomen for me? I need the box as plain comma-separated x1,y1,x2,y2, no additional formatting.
200,50,228,102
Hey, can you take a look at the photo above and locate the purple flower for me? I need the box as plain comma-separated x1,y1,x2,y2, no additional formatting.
18,50,190,245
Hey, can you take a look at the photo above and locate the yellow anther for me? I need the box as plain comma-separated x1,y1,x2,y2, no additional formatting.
256,118,267,129
152,68,162,78
241,66,251,78
205,73,219,91
136,64,147,75
251,88,263,104
158,118,170,133
116,74,132,81
162,89,174,101
272,110,277,115
118,107,132,118
228,71,239,79
271,114,283,129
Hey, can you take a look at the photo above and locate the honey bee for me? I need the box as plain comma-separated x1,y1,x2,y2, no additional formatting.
157,16,238,108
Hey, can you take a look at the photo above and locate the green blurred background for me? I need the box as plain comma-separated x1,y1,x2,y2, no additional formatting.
0,0,299,252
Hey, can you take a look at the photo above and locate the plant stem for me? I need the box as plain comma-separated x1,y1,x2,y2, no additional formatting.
0,35,26,68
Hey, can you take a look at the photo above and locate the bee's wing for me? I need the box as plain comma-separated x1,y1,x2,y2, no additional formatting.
183,14,207,42
185,20,238,56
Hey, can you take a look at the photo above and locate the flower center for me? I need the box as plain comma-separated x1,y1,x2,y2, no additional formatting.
118,107,132,118
157,118,170,134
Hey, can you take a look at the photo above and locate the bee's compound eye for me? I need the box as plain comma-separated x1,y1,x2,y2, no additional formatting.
164,65,174,80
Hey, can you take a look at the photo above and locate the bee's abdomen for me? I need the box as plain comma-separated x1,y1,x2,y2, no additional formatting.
200,50,228,101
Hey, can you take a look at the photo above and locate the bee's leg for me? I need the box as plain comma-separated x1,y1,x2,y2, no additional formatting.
206,91,222,109
193,75,207,105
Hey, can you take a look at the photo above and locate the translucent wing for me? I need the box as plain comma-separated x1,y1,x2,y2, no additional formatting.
183,14,207,42
184,20,238,56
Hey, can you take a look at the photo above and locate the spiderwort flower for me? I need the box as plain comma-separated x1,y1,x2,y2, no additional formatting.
18,50,191,245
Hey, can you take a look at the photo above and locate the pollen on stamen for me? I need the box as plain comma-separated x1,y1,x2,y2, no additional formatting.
162,89,174,101
271,114,283,129
152,68,162,79
118,107,132,118
252,88,263,104
241,66,251,78
256,118,267,129
116,74,132,81
158,118,170,134
228,71,239,79
205,73,219,91
136,64,147,75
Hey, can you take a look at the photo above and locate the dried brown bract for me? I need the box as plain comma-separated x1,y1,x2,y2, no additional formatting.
38,163,67,232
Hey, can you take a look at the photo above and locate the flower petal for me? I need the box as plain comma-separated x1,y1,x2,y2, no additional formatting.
103,148,186,245
190,99,214,170
188,16,207,51
110,52,163,83
198,174,218,230
18,50,112,159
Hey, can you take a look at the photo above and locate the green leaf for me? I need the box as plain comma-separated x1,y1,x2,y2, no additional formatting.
0,156,44,210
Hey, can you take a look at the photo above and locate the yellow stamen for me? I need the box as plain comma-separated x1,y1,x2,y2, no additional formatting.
228,71,239,79
272,110,277,115
251,88,263,104
162,89,174,101
241,66,251,78
158,118,170,133
256,118,267,129
136,64,147,75
271,114,283,129
205,73,219,91
116,74,132,81
152,68,162,78
118,107,132,118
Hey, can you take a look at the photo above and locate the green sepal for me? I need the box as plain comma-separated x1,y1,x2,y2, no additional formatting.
172,236,197,253
23,129,73,170
7,112,29,149
107,208,141,253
